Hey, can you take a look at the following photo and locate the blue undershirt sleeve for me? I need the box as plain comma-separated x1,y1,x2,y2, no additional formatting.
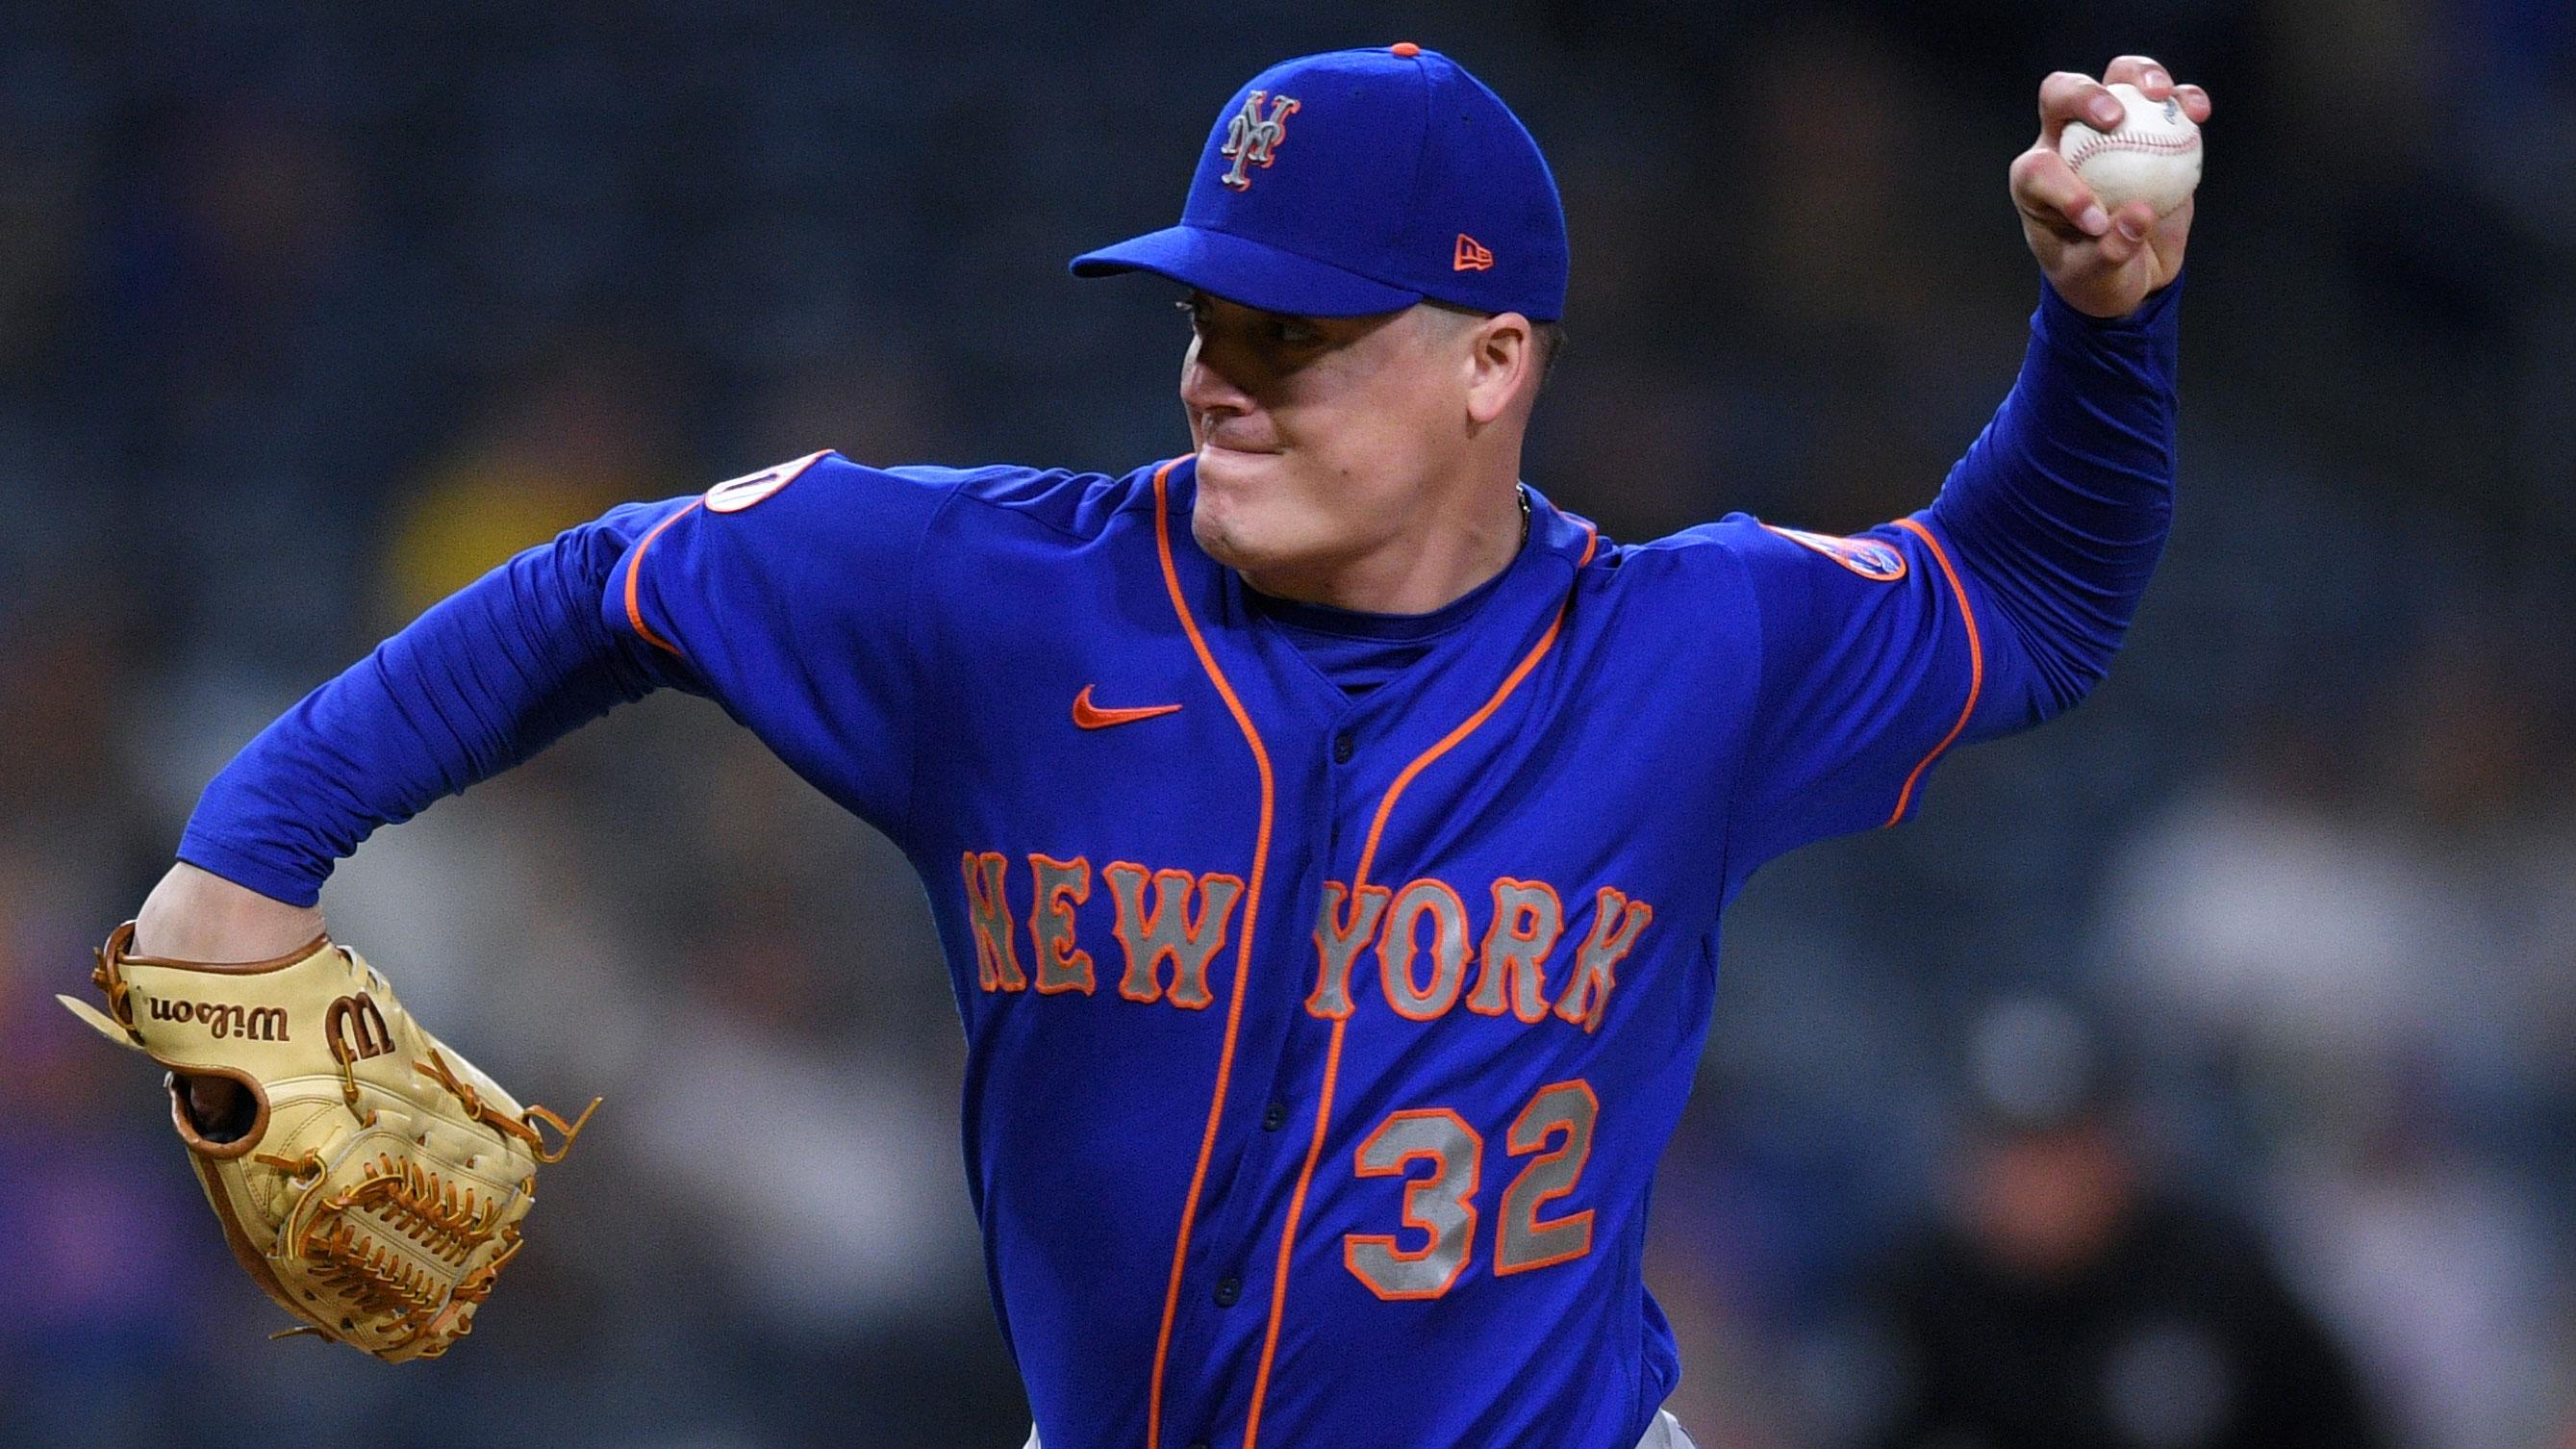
1723,272,2180,866
178,503,688,907
178,451,950,906
1932,270,2183,736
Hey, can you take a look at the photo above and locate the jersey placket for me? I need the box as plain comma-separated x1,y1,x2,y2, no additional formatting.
1135,462,1353,1449
1148,701,1360,1449
1151,498,1600,1449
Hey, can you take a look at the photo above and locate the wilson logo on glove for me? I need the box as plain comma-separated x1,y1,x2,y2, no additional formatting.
327,992,394,1062
146,995,290,1040
59,922,600,1362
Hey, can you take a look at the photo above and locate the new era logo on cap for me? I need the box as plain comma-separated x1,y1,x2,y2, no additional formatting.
1069,44,1568,321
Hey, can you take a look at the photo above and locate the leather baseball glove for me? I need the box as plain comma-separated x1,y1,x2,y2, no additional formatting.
59,922,599,1361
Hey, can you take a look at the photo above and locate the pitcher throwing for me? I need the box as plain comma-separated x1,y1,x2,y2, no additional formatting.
97,43,2210,1449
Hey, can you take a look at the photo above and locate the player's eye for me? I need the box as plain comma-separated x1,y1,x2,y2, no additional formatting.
1174,296,1324,359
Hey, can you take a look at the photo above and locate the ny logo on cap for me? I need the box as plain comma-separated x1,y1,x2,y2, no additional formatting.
1219,90,1301,190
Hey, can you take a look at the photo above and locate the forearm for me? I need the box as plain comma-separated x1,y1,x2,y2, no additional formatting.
1928,270,2181,725
176,513,675,907
132,861,325,958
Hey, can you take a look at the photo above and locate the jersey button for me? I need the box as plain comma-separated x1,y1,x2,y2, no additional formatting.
1261,1100,1288,1131
1332,731,1355,764
1214,1275,1242,1307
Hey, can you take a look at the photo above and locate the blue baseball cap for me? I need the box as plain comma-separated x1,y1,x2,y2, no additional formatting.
1071,44,1568,321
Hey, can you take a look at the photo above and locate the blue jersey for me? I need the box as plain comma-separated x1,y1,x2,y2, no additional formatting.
180,277,2179,1449
611,450,2017,1449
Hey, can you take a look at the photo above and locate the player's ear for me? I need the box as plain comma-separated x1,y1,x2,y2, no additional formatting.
1463,312,1535,426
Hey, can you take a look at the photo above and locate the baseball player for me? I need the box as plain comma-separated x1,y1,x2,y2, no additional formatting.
122,44,2206,1449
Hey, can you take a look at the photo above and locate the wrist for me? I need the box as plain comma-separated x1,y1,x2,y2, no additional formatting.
2041,267,2185,330
132,861,326,961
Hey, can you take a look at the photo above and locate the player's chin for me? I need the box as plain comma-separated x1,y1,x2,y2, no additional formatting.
1189,505,1265,572
1189,496,1304,575
1191,449,1270,540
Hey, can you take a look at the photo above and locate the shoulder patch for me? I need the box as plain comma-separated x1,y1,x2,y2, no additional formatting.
1762,524,1908,582
706,450,830,514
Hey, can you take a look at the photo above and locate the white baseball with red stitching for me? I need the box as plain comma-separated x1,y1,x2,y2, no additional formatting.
2060,82,2202,217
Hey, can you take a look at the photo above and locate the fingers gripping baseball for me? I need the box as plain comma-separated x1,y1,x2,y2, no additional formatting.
2013,56,2210,318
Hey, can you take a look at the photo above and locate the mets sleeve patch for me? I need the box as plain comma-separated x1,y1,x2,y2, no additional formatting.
1760,524,1908,581
705,450,830,513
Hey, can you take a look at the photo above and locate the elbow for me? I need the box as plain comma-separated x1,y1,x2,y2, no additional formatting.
1994,605,2130,727
2029,645,2114,724
1941,519,2167,730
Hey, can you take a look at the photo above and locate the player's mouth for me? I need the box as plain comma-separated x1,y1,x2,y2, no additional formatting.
1197,415,1280,456
1200,423,1279,450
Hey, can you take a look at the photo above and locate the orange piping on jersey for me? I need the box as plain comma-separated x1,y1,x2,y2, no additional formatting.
1145,458,1276,1449
1243,521,1601,1449
1351,523,1598,928
621,498,705,657
1885,518,1983,826
1248,1010,1346,1448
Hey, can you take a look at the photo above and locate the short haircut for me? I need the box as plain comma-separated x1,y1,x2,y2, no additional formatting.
1425,302,1566,388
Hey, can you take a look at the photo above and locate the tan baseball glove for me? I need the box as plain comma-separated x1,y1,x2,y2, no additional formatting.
59,922,599,1361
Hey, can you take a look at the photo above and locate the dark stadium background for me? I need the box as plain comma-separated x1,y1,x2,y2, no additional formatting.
5,2,2570,1445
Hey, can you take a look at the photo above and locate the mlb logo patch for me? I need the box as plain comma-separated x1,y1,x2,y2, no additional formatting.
1764,525,1908,581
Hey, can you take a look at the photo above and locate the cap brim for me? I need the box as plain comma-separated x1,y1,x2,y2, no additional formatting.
1070,225,1421,318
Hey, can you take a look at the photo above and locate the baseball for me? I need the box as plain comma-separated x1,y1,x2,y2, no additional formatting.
2060,82,2202,217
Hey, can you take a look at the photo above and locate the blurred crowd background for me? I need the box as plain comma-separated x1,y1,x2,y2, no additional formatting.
4,1,2571,1446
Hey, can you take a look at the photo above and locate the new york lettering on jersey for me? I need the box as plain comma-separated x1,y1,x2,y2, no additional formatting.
613,450,1993,1449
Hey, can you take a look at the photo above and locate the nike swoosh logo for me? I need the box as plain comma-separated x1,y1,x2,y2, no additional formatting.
1073,684,1183,730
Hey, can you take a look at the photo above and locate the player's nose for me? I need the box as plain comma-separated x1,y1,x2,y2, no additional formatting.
1179,344,1257,420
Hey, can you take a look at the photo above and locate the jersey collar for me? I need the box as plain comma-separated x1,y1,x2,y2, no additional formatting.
1160,455,1603,734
